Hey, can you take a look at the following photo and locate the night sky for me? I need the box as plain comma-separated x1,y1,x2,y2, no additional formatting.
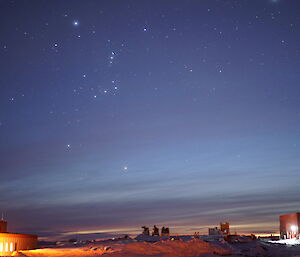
1,0,300,240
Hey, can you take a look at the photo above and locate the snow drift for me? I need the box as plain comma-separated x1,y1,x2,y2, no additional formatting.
12,239,232,257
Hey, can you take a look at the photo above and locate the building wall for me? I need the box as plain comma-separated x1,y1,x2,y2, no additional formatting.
279,212,300,239
208,227,221,236
0,233,38,256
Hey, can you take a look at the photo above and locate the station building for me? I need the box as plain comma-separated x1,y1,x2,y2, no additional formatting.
208,222,230,236
0,219,38,256
280,212,300,239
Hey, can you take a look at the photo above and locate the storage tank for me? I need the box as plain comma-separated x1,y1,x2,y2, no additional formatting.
280,212,300,239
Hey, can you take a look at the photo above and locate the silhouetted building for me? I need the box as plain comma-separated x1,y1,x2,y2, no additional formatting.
142,226,150,236
208,222,230,236
208,227,222,236
280,212,300,239
0,219,38,256
193,232,200,239
161,227,170,236
152,225,159,236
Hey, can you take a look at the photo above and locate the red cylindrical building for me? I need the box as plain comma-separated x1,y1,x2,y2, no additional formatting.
280,212,300,239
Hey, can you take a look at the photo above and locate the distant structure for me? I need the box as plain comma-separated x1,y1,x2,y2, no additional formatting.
208,222,230,236
141,225,170,237
208,227,222,236
280,212,300,239
220,222,230,235
0,217,38,256
152,225,159,236
193,232,200,239
161,227,170,237
141,226,150,236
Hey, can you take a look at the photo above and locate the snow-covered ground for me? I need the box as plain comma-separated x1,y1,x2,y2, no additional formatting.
10,236,300,257
269,238,300,245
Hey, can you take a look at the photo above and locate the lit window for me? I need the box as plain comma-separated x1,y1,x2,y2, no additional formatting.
0,242,3,252
10,242,14,252
5,242,8,252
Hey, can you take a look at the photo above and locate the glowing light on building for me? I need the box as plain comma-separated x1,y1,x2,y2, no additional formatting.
291,225,297,232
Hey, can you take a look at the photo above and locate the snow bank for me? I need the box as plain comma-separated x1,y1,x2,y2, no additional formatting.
13,239,232,257
15,238,300,257
106,239,232,257
269,238,300,245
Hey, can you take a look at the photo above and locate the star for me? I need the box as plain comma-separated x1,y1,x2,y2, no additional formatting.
109,51,116,66
73,20,79,27
123,166,128,171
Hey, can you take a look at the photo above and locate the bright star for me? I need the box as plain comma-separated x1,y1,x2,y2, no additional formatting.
73,20,79,26
123,166,128,171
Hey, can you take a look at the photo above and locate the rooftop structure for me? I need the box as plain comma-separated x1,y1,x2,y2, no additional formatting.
0,220,7,233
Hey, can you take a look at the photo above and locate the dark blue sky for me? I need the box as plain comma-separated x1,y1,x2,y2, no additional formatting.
0,0,300,240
